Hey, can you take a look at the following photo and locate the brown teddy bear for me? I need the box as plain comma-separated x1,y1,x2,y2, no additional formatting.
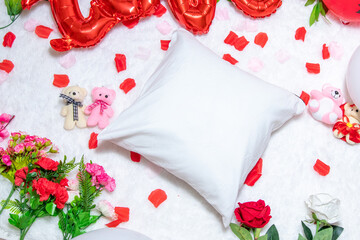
333,103,360,144
60,85,87,130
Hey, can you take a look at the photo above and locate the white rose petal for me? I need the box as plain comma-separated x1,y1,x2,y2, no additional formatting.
67,190,79,204
96,200,117,220
305,193,341,224
67,179,79,191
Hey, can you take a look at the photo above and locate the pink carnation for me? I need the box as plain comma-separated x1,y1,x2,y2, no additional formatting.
105,177,116,192
24,135,36,142
24,142,36,151
2,154,11,166
85,163,105,176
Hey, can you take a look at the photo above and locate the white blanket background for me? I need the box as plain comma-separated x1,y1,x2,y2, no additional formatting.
0,0,360,239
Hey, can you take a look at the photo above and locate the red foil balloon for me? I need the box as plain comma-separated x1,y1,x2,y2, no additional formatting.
230,0,282,18
322,0,360,22
167,0,216,34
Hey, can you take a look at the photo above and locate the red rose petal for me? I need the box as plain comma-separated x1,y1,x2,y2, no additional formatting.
224,31,238,46
3,32,16,47
306,62,320,74
89,132,98,149
148,189,167,208
122,18,139,29
300,91,310,105
35,25,53,39
254,32,268,48
295,27,306,42
154,3,167,17
160,40,171,51
223,54,238,65
114,54,126,73
313,159,330,176
106,207,130,228
234,36,249,51
322,44,330,60
53,74,70,88
0,59,14,73
120,78,136,94
130,151,141,162
244,158,263,186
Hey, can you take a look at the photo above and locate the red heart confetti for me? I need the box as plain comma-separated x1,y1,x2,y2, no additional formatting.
122,18,139,29
106,207,130,228
300,91,310,105
306,62,320,74
234,36,249,51
224,31,238,46
0,60,14,73
313,159,330,176
223,54,238,65
148,189,167,208
154,3,167,17
114,54,126,72
295,27,306,42
120,78,136,94
35,25,53,39
53,74,70,88
244,158,263,186
322,44,330,60
88,132,98,149
254,32,268,48
130,151,141,162
3,32,16,47
160,40,171,51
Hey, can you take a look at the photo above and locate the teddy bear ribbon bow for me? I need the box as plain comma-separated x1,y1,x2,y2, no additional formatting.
59,94,83,121
87,100,109,114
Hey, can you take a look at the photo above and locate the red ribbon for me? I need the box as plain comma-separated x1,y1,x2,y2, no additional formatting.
333,117,360,143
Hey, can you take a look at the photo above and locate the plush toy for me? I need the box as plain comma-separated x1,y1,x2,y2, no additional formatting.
60,85,87,130
333,103,360,144
308,84,344,125
85,87,116,129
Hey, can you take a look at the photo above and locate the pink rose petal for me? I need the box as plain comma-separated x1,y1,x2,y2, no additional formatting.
328,42,343,60
135,47,151,60
275,49,291,63
24,19,39,32
59,53,76,69
248,58,264,72
245,20,258,32
156,20,172,35
0,70,9,84
215,7,229,20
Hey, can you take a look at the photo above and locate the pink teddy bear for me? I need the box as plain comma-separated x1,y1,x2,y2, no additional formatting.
308,84,344,125
85,87,116,129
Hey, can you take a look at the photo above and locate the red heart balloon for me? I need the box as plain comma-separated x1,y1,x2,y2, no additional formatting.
167,0,216,34
230,0,282,18
322,0,360,22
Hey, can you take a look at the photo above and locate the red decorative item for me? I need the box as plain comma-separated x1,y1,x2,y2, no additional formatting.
234,36,249,51
130,151,141,162
300,91,310,106
160,40,171,50
35,25,53,39
114,54,126,72
223,54,238,65
322,0,360,23
154,3,167,17
322,44,330,60
224,31,238,46
148,189,167,208
295,27,306,42
53,74,70,88
230,0,282,18
234,199,271,228
3,32,16,47
254,32,268,48
89,132,98,149
0,60,14,73
306,63,320,74
122,18,140,29
333,103,360,144
167,0,216,34
244,158,263,186
106,207,130,227
313,159,330,176
120,78,136,93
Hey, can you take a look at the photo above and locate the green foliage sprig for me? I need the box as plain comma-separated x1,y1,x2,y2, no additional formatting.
305,0,329,26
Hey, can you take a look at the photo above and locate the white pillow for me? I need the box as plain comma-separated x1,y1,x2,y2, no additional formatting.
98,30,305,226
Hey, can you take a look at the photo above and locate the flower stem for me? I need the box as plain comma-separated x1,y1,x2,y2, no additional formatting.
0,14,20,30
0,184,15,215
254,228,261,239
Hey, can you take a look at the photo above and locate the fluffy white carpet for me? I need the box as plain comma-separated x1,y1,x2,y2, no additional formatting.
0,0,360,239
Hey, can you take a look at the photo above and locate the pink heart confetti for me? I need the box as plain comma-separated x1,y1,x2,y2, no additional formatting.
248,57,264,72
59,53,76,69
275,49,291,63
328,42,343,60
135,47,151,60
156,20,172,35
215,7,229,20
0,70,9,84
24,19,39,32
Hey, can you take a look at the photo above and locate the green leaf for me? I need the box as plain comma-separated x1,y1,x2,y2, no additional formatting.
331,225,344,240
230,224,252,240
302,221,313,240
258,235,268,240
0,166,6,174
266,224,280,240
46,202,57,216
298,234,308,240
305,0,315,6
18,214,31,229
8,214,19,228
30,196,41,210
310,3,320,26
314,228,333,240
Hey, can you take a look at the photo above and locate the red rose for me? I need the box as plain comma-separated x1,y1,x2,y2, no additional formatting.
34,157,59,171
32,178,57,201
53,186,68,209
59,178,68,187
14,167,37,186
234,200,271,228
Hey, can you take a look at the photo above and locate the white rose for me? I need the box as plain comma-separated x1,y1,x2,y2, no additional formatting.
67,179,79,191
305,193,340,224
96,200,117,220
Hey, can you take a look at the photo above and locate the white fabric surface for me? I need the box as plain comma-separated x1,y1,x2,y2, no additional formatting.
0,0,360,239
